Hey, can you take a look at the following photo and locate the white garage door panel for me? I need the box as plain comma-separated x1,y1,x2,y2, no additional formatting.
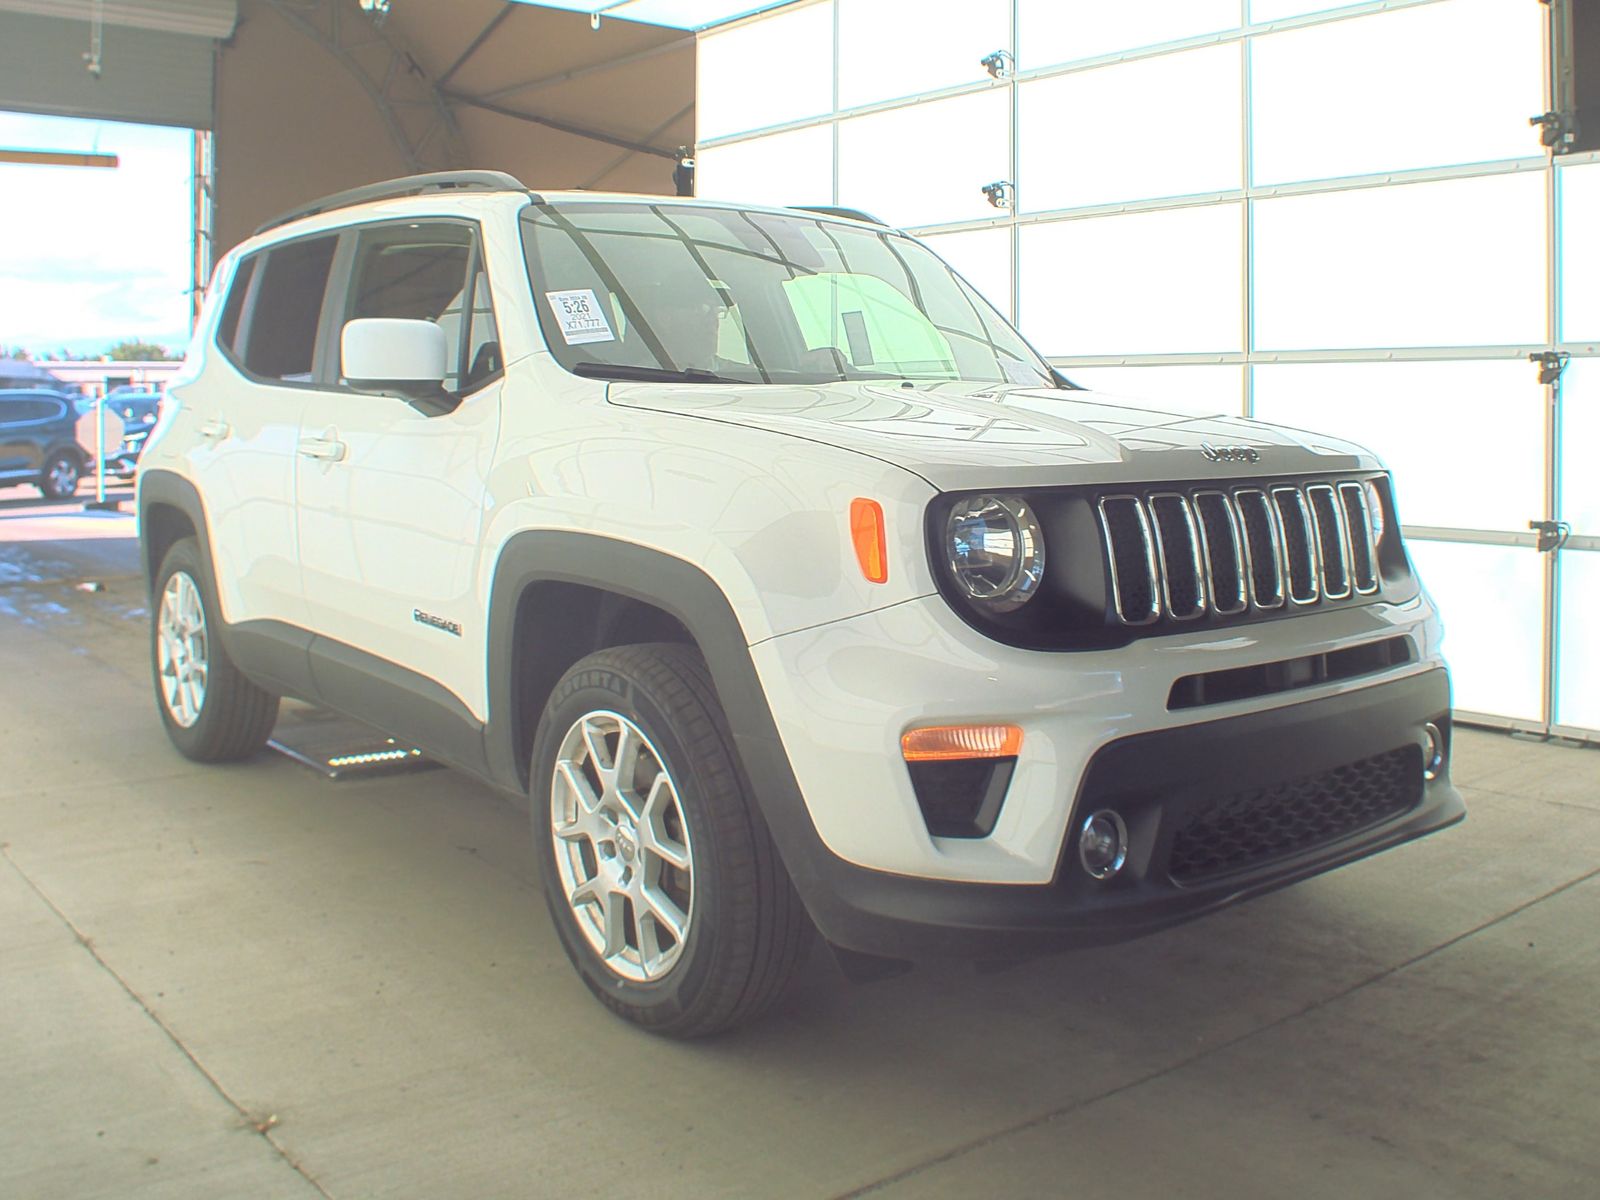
838,0,1007,110
1066,365,1244,416
1019,43,1241,213
1253,172,1547,350
1019,204,1243,357
697,1,833,140
1251,0,1542,186
837,89,1009,229
0,0,235,38
695,126,835,211
1559,162,1600,343
1556,553,1600,731
0,11,215,129
1408,541,1545,724
1252,361,1545,534
1018,0,1238,69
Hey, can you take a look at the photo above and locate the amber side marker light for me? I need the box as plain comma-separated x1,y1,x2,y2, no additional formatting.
851,497,888,584
901,724,1024,762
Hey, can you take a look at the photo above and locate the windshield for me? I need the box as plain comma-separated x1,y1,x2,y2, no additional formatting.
521,201,1058,388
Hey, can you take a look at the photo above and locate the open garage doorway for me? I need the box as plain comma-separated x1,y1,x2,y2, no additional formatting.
0,110,198,375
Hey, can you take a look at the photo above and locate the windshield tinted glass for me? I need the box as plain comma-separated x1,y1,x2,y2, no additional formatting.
521,202,1056,387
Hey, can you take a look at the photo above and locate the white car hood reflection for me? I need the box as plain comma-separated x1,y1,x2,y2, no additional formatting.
607,379,1376,490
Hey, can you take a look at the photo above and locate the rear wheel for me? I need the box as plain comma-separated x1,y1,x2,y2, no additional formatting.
530,643,812,1037
151,538,279,761
37,451,80,499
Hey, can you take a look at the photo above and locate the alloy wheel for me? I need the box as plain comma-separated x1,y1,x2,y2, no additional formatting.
157,571,209,728
550,710,695,982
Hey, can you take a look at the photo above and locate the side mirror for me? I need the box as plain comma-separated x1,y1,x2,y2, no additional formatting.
341,318,454,411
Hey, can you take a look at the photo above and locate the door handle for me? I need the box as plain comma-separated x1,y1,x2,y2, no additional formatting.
298,437,347,462
198,419,230,440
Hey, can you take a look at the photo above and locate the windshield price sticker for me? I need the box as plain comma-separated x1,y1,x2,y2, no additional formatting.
546,289,615,345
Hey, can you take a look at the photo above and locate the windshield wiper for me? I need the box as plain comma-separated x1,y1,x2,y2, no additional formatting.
571,362,739,385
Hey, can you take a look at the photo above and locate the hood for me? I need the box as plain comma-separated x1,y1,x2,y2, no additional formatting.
608,379,1378,491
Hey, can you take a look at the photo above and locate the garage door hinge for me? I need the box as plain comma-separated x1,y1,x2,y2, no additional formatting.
1529,350,1569,386
1528,520,1571,553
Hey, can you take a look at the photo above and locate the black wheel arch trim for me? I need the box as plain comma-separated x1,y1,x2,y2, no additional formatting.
484,531,853,927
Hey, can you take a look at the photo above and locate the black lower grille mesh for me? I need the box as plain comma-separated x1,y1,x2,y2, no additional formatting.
1167,747,1421,884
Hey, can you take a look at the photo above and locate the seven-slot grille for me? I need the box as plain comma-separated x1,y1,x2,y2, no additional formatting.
1097,480,1380,626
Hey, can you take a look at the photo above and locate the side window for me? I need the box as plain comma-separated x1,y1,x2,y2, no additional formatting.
241,236,337,382
3,397,60,423
216,255,258,356
343,224,477,393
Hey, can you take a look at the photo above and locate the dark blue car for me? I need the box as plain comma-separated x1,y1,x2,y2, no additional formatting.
0,389,86,499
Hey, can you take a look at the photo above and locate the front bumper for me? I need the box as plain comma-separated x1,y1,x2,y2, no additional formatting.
763,667,1461,959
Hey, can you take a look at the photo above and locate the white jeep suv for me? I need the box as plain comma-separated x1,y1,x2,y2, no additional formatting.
138,171,1463,1036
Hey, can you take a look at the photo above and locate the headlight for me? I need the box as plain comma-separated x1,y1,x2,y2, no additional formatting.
1363,478,1388,545
946,494,1046,612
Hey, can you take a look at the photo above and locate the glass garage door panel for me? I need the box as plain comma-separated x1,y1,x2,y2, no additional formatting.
1555,364,1599,734
1252,361,1544,533
695,125,834,210
1020,44,1241,212
1253,172,1547,350
1561,360,1600,537
1018,0,1238,70
697,2,833,140
1556,553,1600,731
838,89,1009,229
1407,541,1544,723
1251,0,1544,186
921,227,1013,320
1250,1,1370,21
838,0,1007,109
1560,162,1600,343
1018,204,1242,357
1065,365,1245,416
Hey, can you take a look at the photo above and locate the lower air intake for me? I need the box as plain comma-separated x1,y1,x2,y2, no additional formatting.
1167,746,1421,884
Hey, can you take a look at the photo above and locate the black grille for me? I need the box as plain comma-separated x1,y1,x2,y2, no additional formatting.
1167,746,1421,884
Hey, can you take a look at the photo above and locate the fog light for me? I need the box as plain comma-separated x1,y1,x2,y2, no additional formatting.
1423,722,1444,781
1078,809,1128,881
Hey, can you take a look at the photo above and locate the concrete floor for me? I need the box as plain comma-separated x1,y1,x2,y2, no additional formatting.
2,490,1597,1199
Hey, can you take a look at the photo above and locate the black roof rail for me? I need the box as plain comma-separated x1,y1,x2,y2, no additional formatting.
791,204,890,227
254,170,540,236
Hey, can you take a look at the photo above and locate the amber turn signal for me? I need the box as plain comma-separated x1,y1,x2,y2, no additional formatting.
851,497,888,584
901,724,1023,762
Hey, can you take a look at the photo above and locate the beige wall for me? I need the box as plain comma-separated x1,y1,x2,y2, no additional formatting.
213,0,695,256
213,1,411,254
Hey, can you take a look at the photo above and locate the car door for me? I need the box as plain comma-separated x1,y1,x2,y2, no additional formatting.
0,394,41,473
186,237,339,630
294,219,504,728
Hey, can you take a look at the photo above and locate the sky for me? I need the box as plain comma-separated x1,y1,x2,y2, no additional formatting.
0,110,193,360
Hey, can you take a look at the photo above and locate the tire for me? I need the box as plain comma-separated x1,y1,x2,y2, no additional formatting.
530,643,813,1037
37,451,81,499
151,537,280,762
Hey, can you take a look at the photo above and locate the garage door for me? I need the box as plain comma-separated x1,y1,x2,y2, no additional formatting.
693,0,1599,743
0,0,237,129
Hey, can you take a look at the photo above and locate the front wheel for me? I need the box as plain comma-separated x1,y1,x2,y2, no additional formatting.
530,643,812,1037
151,538,280,761
37,451,81,499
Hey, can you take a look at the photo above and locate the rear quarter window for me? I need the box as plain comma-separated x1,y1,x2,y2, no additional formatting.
229,236,338,382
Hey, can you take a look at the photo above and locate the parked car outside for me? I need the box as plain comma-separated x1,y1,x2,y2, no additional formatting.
0,389,86,498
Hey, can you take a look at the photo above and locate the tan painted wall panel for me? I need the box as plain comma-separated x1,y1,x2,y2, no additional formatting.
213,0,694,255
213,1,410,253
